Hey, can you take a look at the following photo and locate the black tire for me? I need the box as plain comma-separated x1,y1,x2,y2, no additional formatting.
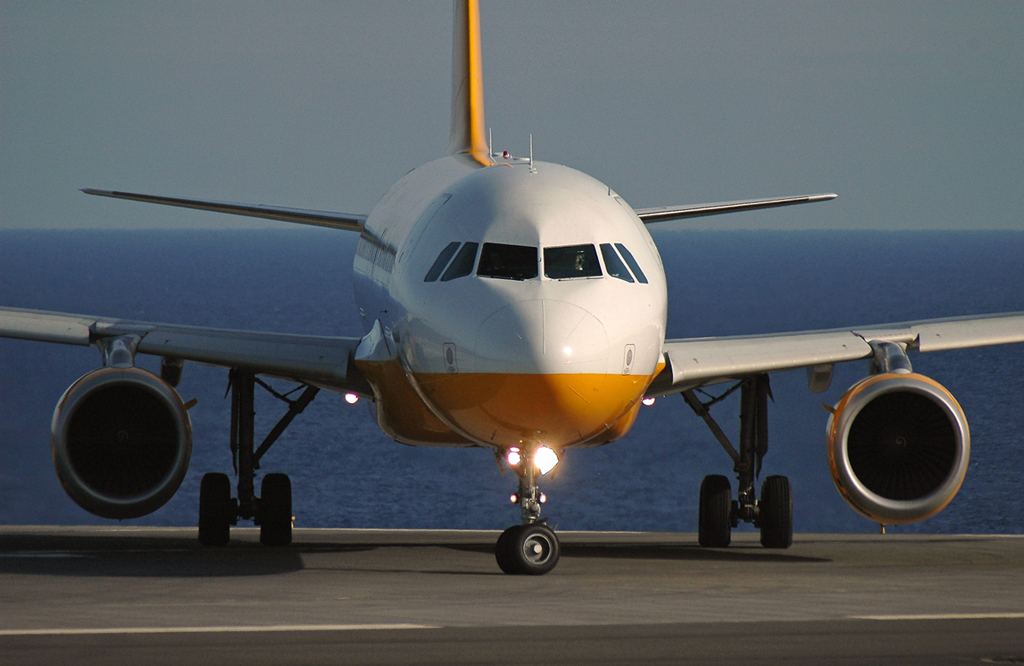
698,474,732,548
508,523,560,575
259,473,292,547
198,472,232,547
759,475,793,549
495,525,522,574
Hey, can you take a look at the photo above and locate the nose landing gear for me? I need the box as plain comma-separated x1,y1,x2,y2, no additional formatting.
495,449,561,575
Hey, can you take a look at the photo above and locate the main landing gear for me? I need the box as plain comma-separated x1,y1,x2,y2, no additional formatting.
198,369,319,547
684,374,793,549
495,448,561,575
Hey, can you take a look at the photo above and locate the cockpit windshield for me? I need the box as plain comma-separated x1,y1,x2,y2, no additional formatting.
441,242,479,281
477,243,538,280
599,243,634,283
543,244,602,280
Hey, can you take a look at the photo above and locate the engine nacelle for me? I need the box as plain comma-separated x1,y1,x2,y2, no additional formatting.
52,366,193,519
826,372,969,524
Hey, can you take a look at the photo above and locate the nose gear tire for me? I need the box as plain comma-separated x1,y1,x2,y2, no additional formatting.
495,523,560,575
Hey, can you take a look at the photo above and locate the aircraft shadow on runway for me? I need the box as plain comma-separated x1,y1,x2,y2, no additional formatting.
449,542,830,564
1,533,829,578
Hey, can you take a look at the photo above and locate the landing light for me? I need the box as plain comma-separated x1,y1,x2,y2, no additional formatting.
344,393,359,405
511,493,546,504
642,397,656,406
507,447,521,466
534,446,559,475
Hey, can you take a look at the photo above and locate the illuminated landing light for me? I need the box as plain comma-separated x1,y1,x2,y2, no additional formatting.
534,446,559,475
539,493,547,504
510,494,518,504
642,397,656,406
344,393,360,405
507,447,522,467
562,346,572,356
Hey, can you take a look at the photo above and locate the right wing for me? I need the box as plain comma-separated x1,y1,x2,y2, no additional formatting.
81,189,367,232
0,306,369,394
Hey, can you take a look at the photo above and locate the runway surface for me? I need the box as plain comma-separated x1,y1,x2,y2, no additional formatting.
2,527,1023,664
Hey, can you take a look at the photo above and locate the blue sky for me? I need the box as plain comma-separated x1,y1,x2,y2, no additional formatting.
2,1,1022,230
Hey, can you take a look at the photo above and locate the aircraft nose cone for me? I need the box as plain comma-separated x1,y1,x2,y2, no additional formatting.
476,299,608,373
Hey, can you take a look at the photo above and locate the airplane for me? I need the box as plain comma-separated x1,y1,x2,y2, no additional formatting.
2,0,1023,576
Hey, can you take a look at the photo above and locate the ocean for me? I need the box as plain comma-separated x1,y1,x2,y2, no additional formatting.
1,229,1022,535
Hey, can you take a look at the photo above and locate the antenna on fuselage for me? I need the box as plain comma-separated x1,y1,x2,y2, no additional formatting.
529,134,536,174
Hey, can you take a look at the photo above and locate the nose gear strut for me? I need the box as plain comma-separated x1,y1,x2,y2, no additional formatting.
495,447,561,575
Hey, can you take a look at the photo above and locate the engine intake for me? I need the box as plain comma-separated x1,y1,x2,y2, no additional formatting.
52,367,193,519
826,372,969,524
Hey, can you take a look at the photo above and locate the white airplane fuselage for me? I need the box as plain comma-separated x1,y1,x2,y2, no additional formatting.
352,154,668,451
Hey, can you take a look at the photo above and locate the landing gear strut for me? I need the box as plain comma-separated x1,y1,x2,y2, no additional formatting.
685,374,793,549
197,369,318,547
495,448,561,575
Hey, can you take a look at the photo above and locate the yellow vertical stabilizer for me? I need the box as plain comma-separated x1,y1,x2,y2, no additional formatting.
447,0,490,166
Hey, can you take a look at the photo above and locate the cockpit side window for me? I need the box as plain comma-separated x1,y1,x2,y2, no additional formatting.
424,241,461,282
544,244,602,280
599,243,635,283
477,243,538,280
440,242,479,281
614,243,649,284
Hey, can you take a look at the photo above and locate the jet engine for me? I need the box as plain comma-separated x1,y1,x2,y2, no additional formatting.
826,372,969,524
51,366,193,519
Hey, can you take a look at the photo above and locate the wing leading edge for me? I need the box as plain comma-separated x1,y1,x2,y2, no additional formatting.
648,312,1024,396
81,189,367,231
635,193,837,224
0,306,368,394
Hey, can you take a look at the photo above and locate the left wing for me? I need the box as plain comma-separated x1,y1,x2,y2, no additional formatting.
636,193,837,224
648,312,1024,396
0,307,368,394
81,189,367,231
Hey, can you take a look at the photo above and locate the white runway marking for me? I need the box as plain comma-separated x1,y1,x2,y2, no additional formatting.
0,552,92,558
852,613,1024,621
0,624,439,636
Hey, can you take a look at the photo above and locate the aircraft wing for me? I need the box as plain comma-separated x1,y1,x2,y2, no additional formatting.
0,306,368,394
647,312,1024,396
635,193,837,224
81,189,367,231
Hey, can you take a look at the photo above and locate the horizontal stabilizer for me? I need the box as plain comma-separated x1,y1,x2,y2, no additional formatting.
636,193,837,224
81,189,366,231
